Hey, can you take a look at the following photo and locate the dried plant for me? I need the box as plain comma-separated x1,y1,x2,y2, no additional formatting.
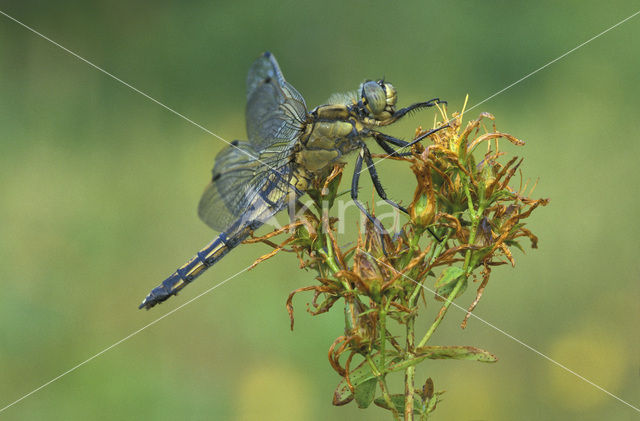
246,100,548,420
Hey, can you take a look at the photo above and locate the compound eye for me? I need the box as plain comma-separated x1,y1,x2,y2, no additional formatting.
361,80,386,115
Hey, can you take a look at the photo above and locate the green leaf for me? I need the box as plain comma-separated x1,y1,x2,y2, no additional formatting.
415,346,498,362
421,377,444,415
333,381,354,406
434,267,464,289
291,224,312,247
489,189,515,204
387,356,428,373
457,132,469,163
386,346,497,373
425,390,445,414
312,294,339,315
466,151,477,174
306,187,325,212
354,378,377,408
343,247,356,263
332,357,376,406
307,168,343,210
332,354,400,406
324,171,343,209
374,394,422,415
504,239,524,253
434,266,465,300
468,246,492,269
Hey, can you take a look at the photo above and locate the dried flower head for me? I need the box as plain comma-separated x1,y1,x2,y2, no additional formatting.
247,99,548,419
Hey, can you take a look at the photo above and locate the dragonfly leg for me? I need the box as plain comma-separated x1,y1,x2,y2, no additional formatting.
381,98,447,125
361,145,408,214
351,149,390,253
405,122,450,148
372,132,413,157
361,145,443,243
371,131,410,148
372,122,450,156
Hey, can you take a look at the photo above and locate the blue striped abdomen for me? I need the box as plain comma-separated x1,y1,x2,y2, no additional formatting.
138,220,259,309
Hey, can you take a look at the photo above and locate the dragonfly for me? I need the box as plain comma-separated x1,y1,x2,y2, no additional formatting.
138,51,446,309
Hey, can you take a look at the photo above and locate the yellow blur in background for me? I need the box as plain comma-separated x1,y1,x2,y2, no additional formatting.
546,324,630,411
235,362,312,421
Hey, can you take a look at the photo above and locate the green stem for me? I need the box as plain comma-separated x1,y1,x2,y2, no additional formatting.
463,183,477,219
379,299,391,369
462,202,485,274
321,232,341,273
406,228,422,260
395,227,422,274
407,230,452,307
404,315,416,420
366,355,400,421
417,276,467,348
320,200,342,273
418,189,485,348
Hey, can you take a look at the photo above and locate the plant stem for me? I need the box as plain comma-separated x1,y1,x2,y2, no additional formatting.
408,230,451,307
366,355,400,421
320,230,340,273
320,232,341,273
417,184,485,348
416,276,467,348
379,299,391,369
404,315,416,420
463,183,477,219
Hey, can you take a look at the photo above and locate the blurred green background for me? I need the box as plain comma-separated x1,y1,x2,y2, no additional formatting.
1,1,639,420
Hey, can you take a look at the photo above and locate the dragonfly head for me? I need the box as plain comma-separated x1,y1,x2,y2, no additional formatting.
359,80,397,120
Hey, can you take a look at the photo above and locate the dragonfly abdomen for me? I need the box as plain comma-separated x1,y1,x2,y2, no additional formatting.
138,220,259,309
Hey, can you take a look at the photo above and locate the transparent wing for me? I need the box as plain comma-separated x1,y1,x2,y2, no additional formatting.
245,52,308,152
198,53,306,232
198,141,294,232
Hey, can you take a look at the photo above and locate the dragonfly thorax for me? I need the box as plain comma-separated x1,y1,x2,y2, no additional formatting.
296,120,360,173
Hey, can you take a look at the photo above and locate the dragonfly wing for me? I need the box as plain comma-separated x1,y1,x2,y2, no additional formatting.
199,53,306,232
198,141,294,232
246,52,307,152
